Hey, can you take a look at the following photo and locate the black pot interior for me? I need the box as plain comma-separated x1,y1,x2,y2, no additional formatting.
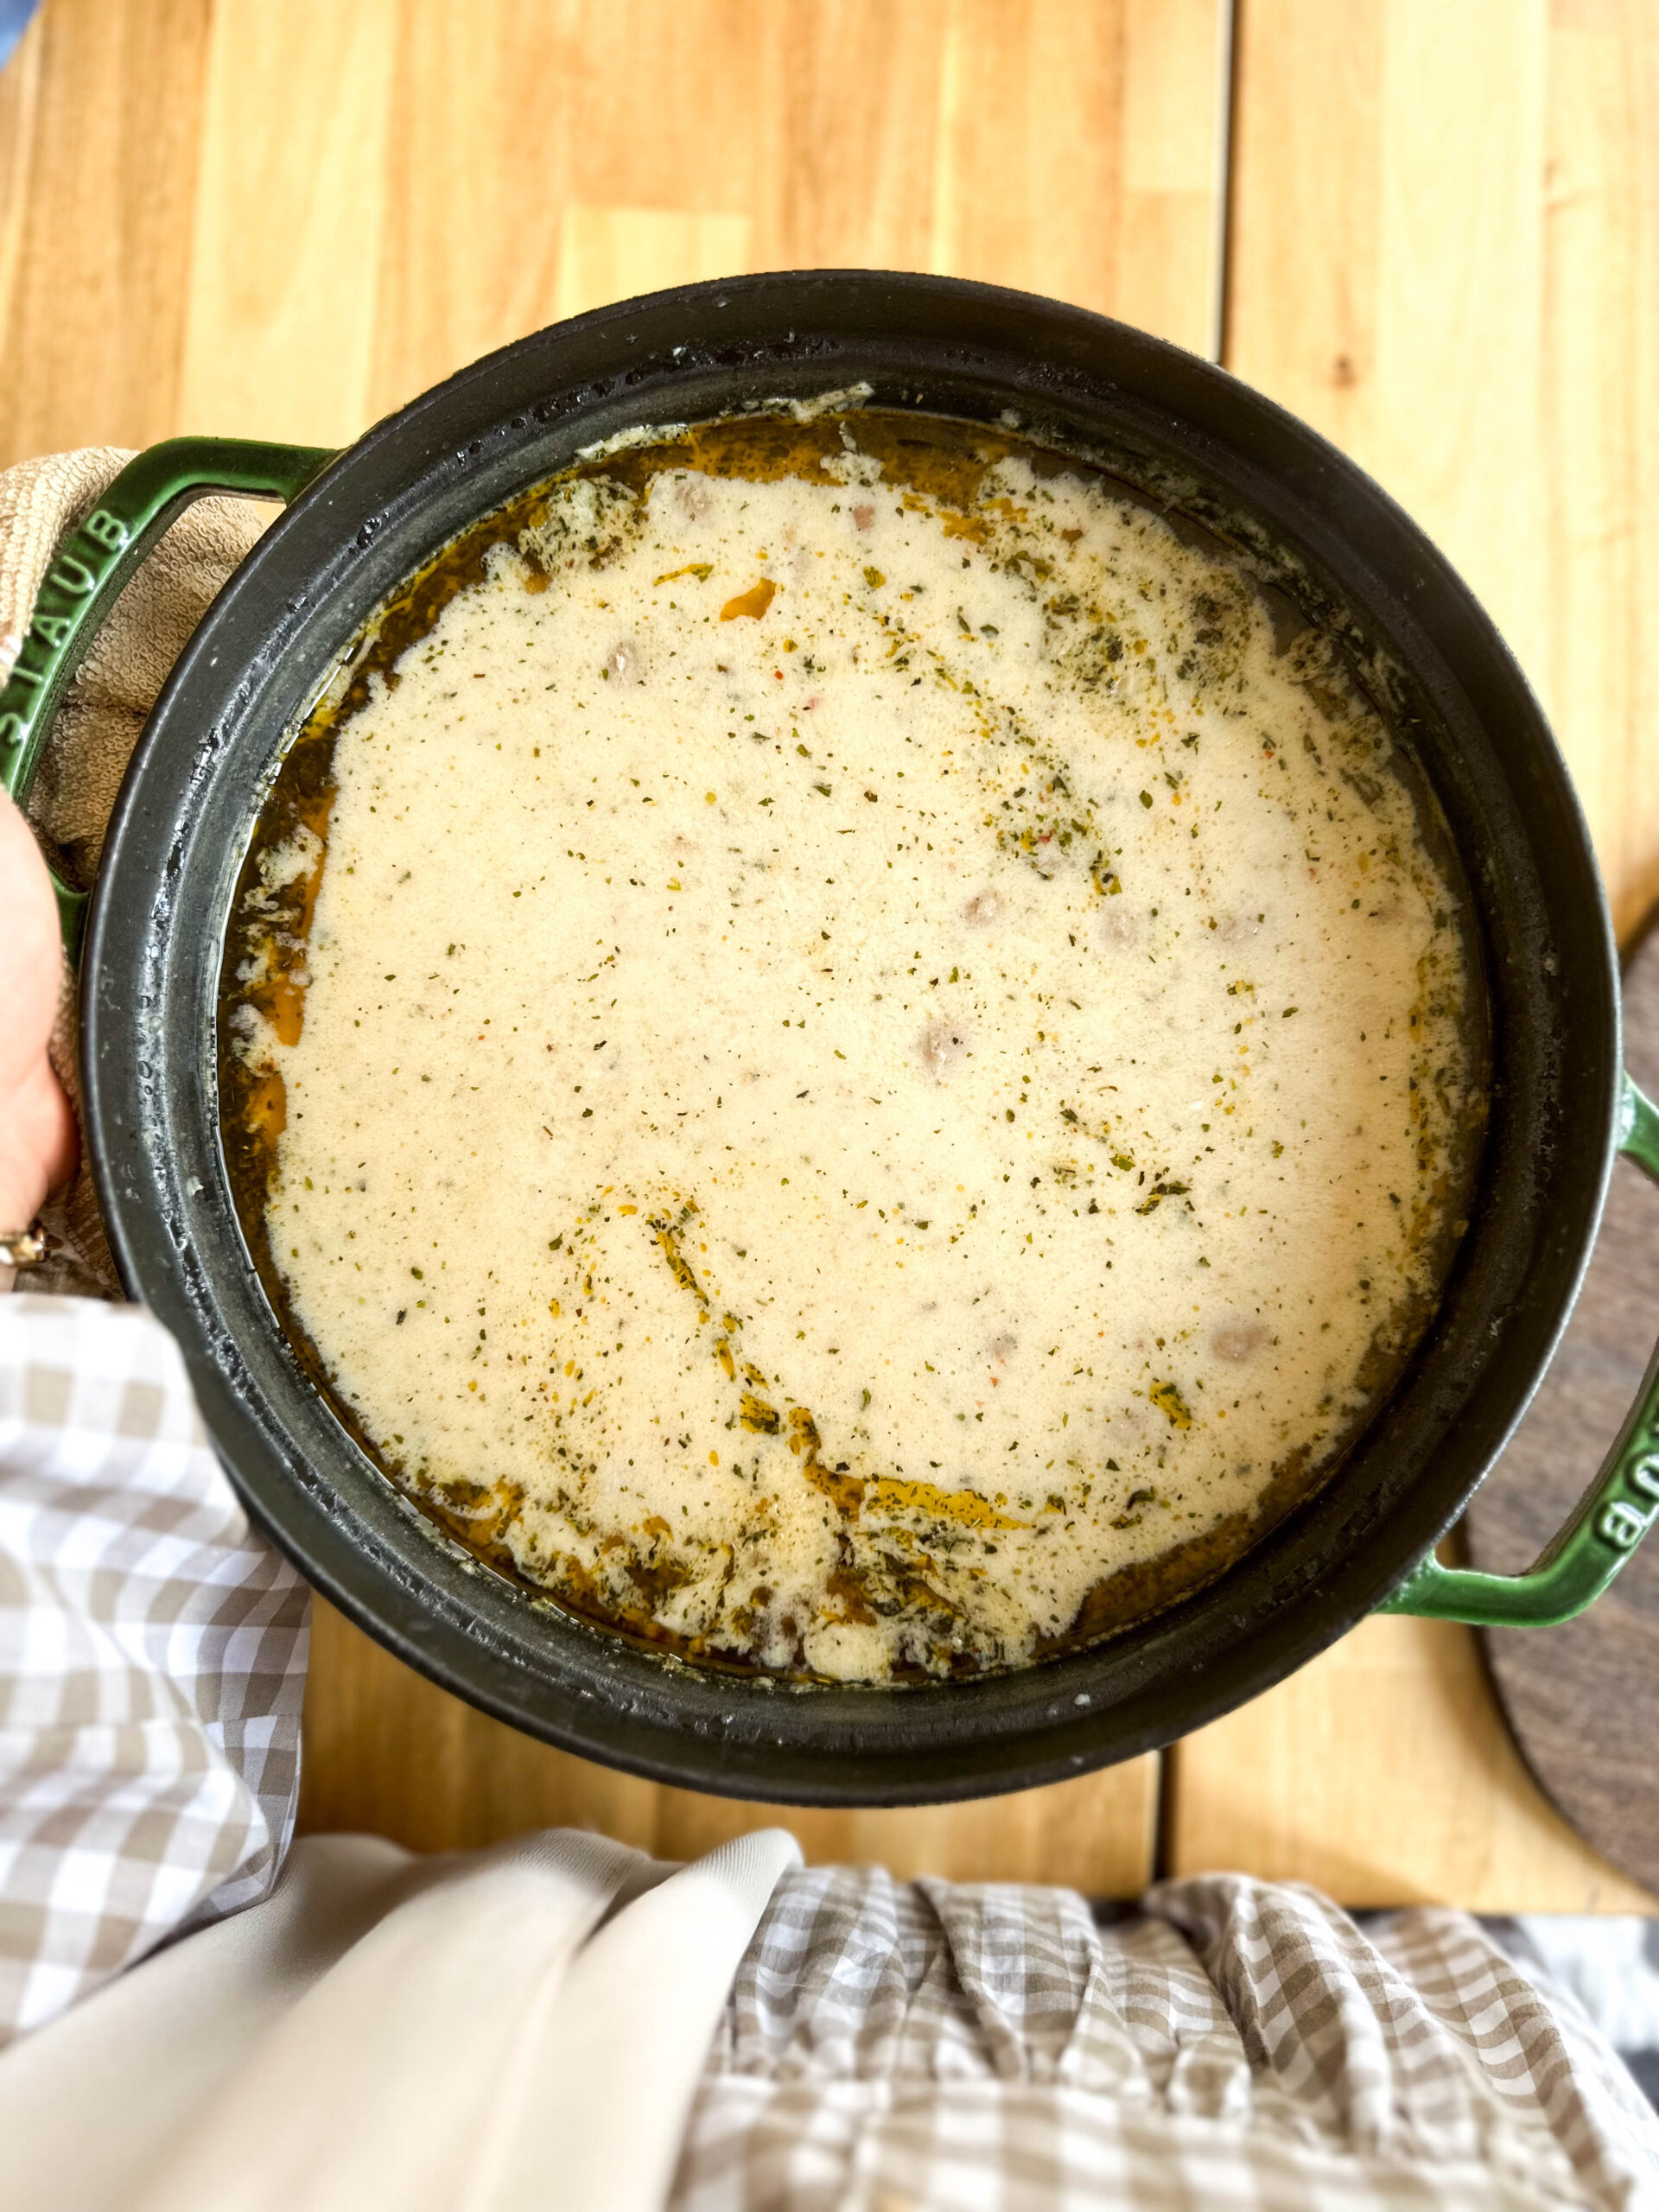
83,271,1619,1803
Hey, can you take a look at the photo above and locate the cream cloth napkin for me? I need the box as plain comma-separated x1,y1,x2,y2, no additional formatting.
1,1824,801,2212
0,448,269,1297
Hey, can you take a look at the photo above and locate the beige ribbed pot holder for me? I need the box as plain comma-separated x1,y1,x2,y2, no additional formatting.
0,451,270,1297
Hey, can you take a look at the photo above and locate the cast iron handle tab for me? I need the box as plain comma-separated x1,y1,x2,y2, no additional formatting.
0,436,335,962
1382,1074,1659,1624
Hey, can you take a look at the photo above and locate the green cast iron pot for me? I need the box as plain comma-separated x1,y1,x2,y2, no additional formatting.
3,271,1656,1804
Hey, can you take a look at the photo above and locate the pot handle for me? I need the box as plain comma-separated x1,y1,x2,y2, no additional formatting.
1380,1071,1659,1625
0,436,335,961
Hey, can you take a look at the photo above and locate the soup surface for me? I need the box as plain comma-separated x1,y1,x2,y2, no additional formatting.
221,407,1482,1681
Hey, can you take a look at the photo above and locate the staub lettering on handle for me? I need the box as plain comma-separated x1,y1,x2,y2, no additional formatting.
1601,1452,1659,1551
1,435,333,963
0,507,132,771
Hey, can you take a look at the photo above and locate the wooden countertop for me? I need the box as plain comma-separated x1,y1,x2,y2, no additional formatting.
5,0,1655,1909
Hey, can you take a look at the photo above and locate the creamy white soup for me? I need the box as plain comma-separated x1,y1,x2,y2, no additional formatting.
222,409,1480,1681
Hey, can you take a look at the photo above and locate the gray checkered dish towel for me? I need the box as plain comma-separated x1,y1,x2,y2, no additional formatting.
4,451,1659,2210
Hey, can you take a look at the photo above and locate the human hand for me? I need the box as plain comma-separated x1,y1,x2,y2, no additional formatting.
0,790,78,1233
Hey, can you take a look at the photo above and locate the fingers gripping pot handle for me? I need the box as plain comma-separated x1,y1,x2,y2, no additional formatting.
0,437,334,961
1382,1075,1659,1626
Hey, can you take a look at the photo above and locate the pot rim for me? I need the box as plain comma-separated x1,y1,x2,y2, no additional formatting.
81,269,1620,1802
